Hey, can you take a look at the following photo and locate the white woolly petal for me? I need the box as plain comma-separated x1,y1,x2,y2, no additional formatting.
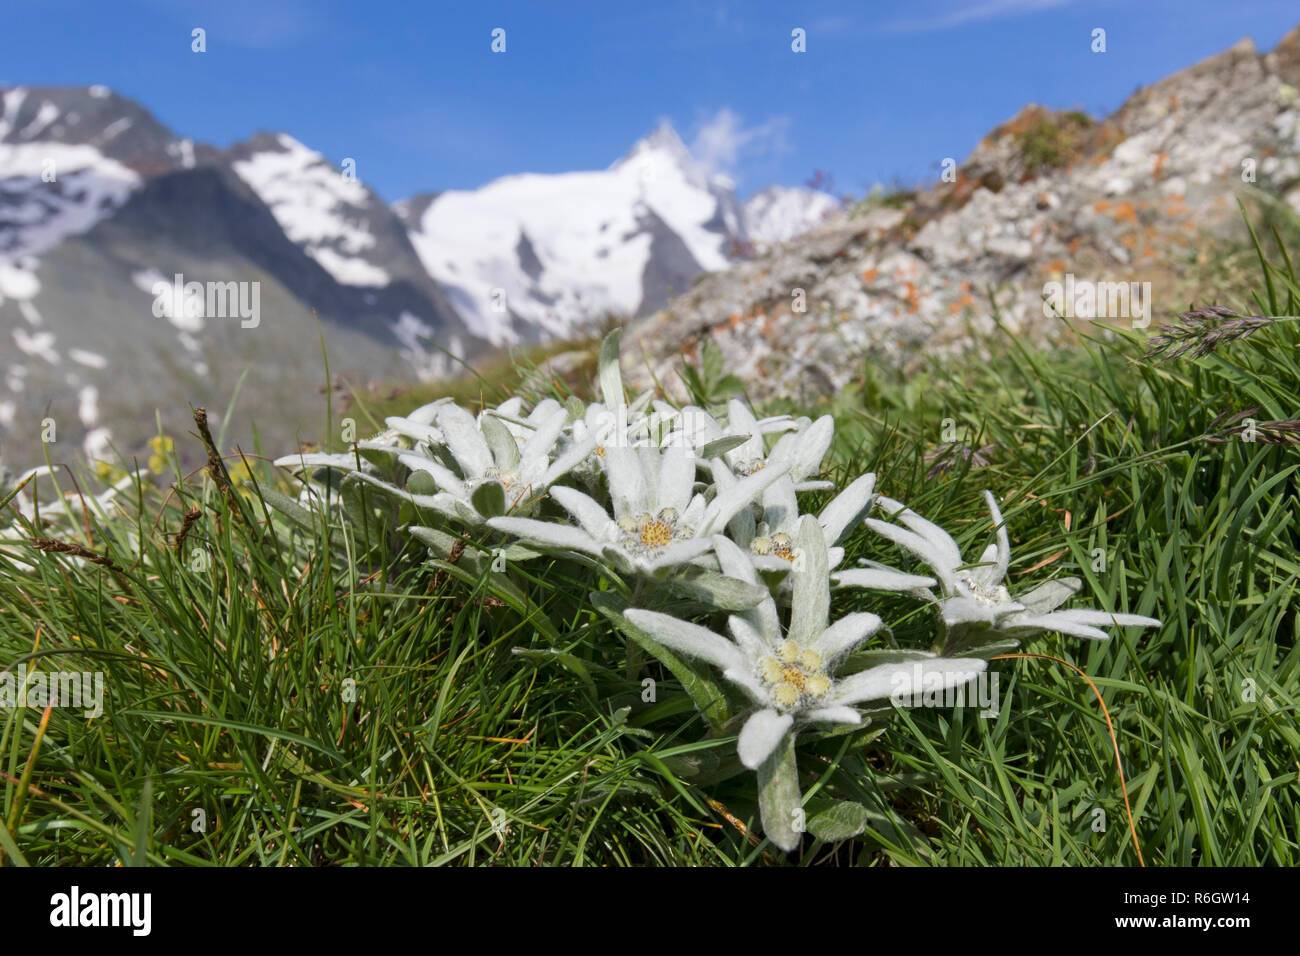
832,657,987,706
486,517,603,556
982,490,1010,585
712,534,761,587
876,496,963,572
540,434,599,487
700,461,791,535
998,612,1110,641
725,398,765,462
773,415,833,482
603,445,648,517
941,596,1019,626
738,709,794,771
727,614,775,662
1046,608,1161,629
623,608,749,674
436,404,494,478
397,453,467,499
832,567,938,591
817,473,876,544
657,445,696,514
404,398,454,426
548,486,615,538
519,406,568,471
969,542,1003,590
641,537,714,572
803,705,863,726
865,518,958,589
760,475,800,531
811,612,884,662
384,416,443,445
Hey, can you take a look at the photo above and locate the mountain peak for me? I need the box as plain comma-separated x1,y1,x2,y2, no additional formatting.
613,120,709,185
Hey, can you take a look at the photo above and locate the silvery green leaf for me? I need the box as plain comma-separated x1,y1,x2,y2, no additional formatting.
501,543,543,561
604,597,734,730
407,525,460,557
700,435,750,459
663,567,770,610
452,499,482,525
406,471,437,496
1015,577,1083,614
565,396,586,422
272,451,359,471
470,481,506,518
807,800,870,843
479,414,521,471
661,749,721,779
259,488,316,534
340,475,388,544
598,328,624,410
757,730,803,853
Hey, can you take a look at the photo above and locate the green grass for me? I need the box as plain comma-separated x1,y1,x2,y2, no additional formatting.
1,232,1297,867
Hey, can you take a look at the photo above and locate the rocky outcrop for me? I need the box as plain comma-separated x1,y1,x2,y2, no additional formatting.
624,26,1300,403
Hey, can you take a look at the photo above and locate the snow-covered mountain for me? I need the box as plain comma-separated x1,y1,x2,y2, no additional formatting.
398,123,750,346
0,88,839,468
0,86,474,468
742,185,842,248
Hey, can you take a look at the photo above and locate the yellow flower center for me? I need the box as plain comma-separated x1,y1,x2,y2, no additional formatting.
639,520,674,548
760,643,831,710
618,509,693,556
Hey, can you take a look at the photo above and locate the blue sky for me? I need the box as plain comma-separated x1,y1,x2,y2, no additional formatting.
2,0,1298,201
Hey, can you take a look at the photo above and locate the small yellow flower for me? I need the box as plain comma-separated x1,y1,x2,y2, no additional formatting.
147,434,174,475
93,460,126,483
227,460,254,486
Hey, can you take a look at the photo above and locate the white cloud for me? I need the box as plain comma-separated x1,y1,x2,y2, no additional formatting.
883,0,1075,33
689,108,791,179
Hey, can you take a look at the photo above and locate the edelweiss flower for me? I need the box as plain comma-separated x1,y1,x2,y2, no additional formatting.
624,516,986,851
682,400,834,491
487,444,788,577
663,400,798,475
722,469,879,579
276,400,593,526
866,490,1160,648
396,401,595,523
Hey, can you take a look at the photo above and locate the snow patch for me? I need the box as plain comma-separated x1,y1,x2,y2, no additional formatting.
231,134,389,287
69,348,108,369
0,142,141,260
83,427,112,461
77,385,99,427
13,327,59,364
743,186,841,246
132,268,205,333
